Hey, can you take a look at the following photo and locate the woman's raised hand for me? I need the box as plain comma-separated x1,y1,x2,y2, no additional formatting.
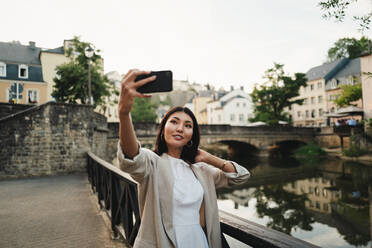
118,69,156,116
194,148,211,164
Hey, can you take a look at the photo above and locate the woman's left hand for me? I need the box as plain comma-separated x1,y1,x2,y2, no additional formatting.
194,149,211,163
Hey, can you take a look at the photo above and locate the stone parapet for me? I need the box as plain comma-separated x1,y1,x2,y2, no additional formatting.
0,102,107,177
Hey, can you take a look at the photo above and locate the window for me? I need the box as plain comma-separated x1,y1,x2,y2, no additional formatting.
243,103,246,107
304,98,308,105
0,62,6,77
19,64,28,79
236,103,240,107
305,110,309,118
310,84,314,91
311,109,316,118
297,111,301,118
330,79,337,89
239,114,244,121
316,201,320,209
311,97,315,104
330,107,335,113
318,96,323,103
27,89,39,103
323,203,329,211
230,114,235,121
317,82,322,89
318,109,323,117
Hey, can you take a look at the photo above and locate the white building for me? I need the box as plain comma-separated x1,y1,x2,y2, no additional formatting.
207,89,253,126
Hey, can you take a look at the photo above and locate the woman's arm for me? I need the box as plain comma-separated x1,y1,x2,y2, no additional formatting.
195,148,250,188
118,69,156,158
195,149,236,173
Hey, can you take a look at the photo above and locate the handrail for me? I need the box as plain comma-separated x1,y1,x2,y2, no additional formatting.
87,151,319,248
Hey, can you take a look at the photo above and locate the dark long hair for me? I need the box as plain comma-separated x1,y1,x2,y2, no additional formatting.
154,106,200,163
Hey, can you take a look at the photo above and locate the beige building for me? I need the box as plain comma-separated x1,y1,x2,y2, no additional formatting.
291,58,365,127
0,40,69,105
360,54,372,119
192,94,213,124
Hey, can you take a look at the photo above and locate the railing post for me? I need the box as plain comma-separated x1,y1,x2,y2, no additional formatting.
110,172,119,238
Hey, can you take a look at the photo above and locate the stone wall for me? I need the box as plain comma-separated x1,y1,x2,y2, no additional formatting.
0,102,108,178
0,102,34,119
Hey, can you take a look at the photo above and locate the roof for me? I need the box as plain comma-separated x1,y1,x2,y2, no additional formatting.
306,59,344,81
331,58,361,79
0,41,42,65
42,46,64,54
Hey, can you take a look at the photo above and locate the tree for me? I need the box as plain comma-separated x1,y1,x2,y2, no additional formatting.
52,36,118,107
319,0,372,31
131,98,158,122
249,63,307,125
334,83,362,107
327,36,372,61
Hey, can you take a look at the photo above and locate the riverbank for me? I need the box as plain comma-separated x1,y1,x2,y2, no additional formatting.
324,148,372,166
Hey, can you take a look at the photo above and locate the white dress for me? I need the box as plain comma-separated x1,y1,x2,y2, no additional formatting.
167,154,209,248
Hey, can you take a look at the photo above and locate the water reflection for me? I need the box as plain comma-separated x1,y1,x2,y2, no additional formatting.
217,157,372,248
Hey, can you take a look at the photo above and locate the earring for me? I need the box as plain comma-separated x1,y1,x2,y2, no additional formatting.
187,140,193,147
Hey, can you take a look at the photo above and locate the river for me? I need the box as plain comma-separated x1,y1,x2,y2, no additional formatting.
216,156,372,248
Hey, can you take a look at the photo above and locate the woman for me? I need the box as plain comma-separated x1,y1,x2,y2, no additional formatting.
117,69,250,248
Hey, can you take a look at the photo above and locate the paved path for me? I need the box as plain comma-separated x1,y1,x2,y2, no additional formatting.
0,173,125,248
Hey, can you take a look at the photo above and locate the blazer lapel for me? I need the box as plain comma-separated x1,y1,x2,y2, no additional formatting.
157,155,176,246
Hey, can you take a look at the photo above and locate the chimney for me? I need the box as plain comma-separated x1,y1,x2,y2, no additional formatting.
29,41,36,49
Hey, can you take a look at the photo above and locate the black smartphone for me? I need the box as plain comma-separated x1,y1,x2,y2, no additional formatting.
135,70,173,94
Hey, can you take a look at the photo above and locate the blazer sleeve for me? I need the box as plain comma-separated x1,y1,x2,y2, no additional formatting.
116,141,159,183
201,161,251,189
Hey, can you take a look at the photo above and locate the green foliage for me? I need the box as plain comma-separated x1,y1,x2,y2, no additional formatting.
319,0,371,31
327,36,372,61
52,36,119,107
333,83,362,107
295,143,326,158
342,146,367,157
131,98,158,122
367,118,372,128
249,63,307,125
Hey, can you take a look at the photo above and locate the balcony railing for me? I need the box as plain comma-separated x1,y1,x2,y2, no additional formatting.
87,151,318,248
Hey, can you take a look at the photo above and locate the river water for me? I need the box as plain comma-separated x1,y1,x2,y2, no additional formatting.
216,156,372,248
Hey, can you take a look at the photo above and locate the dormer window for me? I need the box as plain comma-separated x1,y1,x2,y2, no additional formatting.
0,62,6,77
19,64,28,79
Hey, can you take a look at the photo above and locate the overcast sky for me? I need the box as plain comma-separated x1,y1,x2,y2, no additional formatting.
2,0,371,92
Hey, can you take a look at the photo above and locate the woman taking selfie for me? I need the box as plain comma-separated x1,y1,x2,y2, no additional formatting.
117,69,250,248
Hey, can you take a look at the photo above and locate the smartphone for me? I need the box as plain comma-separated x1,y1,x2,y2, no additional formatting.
135,70,173,94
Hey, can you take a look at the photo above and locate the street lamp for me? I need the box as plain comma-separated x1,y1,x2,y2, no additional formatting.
84,46,94,105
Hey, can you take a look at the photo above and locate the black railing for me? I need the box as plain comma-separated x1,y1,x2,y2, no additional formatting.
87,152,318,248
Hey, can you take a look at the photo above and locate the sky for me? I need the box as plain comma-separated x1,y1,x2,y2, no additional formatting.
2,0,371,92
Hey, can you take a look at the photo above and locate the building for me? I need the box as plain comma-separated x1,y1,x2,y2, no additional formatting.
104,71,122,122
291,58,364,127
207,88,253,126
0,40,69,104
360,54,372,119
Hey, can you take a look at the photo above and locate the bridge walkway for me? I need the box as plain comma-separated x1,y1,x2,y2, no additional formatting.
0,173,125,248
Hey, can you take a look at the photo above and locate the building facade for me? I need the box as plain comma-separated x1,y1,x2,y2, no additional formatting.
0,40,69,105
207,89,253,126
291,58,365,127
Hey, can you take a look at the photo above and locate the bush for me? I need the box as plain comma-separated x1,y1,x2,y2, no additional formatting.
295,143,326,158
342,146,368,157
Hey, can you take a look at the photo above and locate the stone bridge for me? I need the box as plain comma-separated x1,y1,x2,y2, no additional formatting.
107,123,316,160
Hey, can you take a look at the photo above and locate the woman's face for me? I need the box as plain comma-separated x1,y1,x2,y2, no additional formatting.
163,111,194,151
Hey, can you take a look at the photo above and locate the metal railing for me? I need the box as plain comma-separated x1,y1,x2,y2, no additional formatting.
87,152,318,248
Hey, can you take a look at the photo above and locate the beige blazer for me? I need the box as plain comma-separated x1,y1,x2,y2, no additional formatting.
117,142,250,248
